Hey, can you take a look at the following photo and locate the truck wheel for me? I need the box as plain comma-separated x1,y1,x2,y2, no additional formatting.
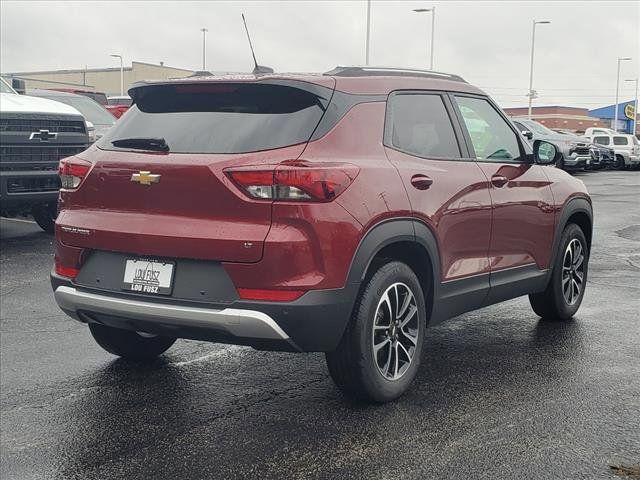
529,223,588,321
326,261,426,403
88,323,176,361
31,203,57,234
615,155,626,170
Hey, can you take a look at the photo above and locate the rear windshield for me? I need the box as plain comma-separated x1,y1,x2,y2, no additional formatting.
98,82,331,154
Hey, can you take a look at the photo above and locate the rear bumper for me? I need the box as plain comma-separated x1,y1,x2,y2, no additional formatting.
51,272,359,352
54,284,302,351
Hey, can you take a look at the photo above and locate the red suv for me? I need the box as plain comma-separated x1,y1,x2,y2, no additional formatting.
51,67,592,402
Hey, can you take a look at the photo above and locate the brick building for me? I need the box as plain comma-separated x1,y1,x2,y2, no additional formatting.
503,106,607,133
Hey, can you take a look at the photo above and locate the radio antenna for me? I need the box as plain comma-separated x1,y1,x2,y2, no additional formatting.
242,13,274,75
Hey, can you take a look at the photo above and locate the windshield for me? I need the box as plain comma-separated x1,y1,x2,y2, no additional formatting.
519,119,556,136
98,82,330,154
0,77,17,94
47,95,116,126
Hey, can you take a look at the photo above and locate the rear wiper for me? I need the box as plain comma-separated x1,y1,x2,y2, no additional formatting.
111,137,169,152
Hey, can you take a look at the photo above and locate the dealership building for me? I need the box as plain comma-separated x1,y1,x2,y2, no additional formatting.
5,61,194,96
588,100,638,135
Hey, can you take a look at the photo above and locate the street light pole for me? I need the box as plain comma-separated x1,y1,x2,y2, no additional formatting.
110,54,123,96
614,57,632,132
200,28,208,71
413,7,435,70
365,0,371,65
625,78,638,136
527,19,551,119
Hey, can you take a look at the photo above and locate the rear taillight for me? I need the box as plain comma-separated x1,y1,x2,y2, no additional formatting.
59,157,92,189
54,262,79,280
225,162,359,203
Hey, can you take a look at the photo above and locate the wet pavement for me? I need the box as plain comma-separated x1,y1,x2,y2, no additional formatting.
1,170,639,479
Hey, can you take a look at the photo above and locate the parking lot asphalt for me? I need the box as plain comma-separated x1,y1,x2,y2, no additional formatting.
1,170,639,480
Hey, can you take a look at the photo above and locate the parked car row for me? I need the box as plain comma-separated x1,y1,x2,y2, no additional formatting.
45,87,132,118
0,78,119,231
0,77,91,231
512,119,639,172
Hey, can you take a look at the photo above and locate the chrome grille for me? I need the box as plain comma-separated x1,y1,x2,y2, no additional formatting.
0,145,87,171
0,118,86,133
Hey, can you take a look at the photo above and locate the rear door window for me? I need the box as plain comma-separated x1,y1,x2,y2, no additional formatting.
454,96,523,162
613,136,629,146
98,82,332,154
385,93,461,158
593,136,610,145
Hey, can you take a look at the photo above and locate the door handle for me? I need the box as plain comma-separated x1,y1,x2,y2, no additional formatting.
410,174,433,190
491,174,509,188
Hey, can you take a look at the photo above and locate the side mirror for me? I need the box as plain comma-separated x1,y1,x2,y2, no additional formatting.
521,129,533,140
11,78,26,94
533,140,558,165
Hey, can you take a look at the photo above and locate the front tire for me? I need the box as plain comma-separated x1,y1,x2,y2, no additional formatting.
529,223,589,320
31,203,57,234
326,261,426,403
615,155,626,170
88,323,176,361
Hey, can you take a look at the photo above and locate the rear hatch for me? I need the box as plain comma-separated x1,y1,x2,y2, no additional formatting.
58,78,336,263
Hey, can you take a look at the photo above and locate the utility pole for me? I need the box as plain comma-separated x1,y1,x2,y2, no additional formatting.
412,7,436,70
201,28,208,71
614,57,632,132
625,78,638,136
110,54,124,96
527,19,551,119
365,0,371,65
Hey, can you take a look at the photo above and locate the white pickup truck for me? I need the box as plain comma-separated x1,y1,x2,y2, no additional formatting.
0,77,90,231
582,128,640,169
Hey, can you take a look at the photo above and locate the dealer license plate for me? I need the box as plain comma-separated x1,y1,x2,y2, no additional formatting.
122,258,174,295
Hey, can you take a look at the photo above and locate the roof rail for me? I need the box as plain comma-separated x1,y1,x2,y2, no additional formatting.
324,66,466,83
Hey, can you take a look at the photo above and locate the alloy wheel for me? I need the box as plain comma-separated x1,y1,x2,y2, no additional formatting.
562,238,585,306
372,282,419,380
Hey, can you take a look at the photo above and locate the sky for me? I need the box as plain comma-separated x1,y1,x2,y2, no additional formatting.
1,0,638,109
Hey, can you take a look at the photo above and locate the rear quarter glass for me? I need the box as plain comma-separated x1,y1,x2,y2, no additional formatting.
97,81,335,155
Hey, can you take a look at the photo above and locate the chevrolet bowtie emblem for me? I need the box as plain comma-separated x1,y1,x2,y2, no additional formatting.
131,171,161,185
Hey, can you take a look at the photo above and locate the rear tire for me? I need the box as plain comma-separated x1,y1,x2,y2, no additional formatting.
31,203,57,234
88,323,176,361
326,261,426,403
529,223,588,321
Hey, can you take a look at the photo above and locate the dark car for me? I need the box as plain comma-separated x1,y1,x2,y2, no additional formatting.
51,66,592,402
49,88,109,106
589,143,615,169
28,89,116,141
553,130,613,170
513,118,593,171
